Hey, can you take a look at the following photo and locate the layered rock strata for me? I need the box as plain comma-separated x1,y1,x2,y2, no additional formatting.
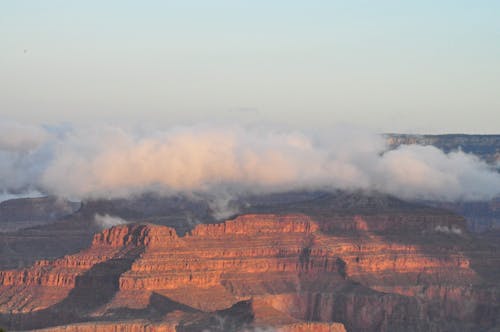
0,213,498,331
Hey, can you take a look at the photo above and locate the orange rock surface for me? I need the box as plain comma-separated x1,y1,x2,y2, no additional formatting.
0,213,498,331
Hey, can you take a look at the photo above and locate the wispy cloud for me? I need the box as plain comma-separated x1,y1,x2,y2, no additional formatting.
94,213,128,229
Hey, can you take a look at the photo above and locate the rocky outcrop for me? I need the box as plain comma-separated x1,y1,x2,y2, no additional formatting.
189,214,318,236
0,224,148,289
0,213,499,331
0,194,215,270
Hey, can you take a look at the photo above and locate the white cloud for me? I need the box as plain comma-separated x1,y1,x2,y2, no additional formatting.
435,225,463,235
0,122,498,203
94,214,128,229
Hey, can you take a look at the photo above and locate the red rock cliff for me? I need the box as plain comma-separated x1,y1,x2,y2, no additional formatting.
0,213,497,332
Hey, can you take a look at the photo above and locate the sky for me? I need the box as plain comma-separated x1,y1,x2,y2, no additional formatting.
1,1,499,133
1,1,500,204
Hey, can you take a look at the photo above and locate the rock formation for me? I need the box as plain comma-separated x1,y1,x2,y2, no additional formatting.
0,194,213,270
1,210,499,331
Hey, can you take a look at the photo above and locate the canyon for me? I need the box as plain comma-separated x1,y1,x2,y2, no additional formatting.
1,199,499,331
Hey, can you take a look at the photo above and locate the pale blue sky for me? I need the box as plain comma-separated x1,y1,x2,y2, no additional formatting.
1,1,499,133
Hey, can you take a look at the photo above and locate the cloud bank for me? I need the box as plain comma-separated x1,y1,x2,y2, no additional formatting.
0,121,499,202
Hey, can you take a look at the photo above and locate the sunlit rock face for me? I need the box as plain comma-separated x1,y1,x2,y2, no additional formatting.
0,209,499,331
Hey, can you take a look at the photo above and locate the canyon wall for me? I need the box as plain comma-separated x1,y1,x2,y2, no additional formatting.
0,212,499,331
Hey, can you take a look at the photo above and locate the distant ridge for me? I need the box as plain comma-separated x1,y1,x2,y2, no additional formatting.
385,133,500,164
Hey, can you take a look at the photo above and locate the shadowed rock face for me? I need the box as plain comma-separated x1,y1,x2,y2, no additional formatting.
0,211,499,331
79,194,215,234
0,194,214,270
423,198,500,232
0,196,80,232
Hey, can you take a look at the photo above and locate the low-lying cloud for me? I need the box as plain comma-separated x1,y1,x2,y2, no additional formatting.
0,121,499,203
434,225,463,235
94,214,129,229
